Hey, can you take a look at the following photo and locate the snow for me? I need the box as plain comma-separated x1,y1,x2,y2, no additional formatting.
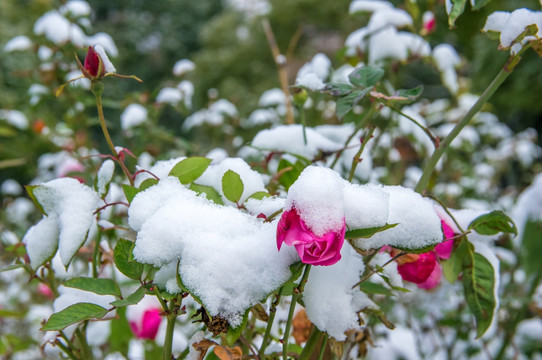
259,88,286,107
96,160,115,197
343,183,390,230
195,157,266,204
1,179,22,196
433,44,461,94
297,53,332,82
483,8,542,53
173,59,195,76
295,72,325,91
94,44,116,74
251,124,343,159
349,0,393,14
34,10,86,47
156,87,183,105
245,196,285,218
134,156,185,187
303,245,375,340
352,186,443,250
86,33,118,57
0,110,28,130
245,108,279,126
512,172,542,240
285,166,345,236
129,177,298,326
23,178,99,268
206,148,228,164
4,35,33,52
120,104,148,130
60,0,91,17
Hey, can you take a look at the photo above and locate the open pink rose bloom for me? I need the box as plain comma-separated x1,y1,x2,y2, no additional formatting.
129,308,162,340
396,219,456,289
277,208,345,266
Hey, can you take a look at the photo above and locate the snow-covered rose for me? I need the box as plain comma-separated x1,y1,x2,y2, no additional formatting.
277,207,345,266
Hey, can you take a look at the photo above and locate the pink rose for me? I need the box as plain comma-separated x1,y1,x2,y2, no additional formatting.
277,208,345,266
127,296,163,340
434,220,455,259
397,252,437,284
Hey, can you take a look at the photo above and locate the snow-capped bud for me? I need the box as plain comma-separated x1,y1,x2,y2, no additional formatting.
83,46,105,79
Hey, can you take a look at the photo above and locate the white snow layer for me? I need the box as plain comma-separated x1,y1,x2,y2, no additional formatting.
352,185,443,250
94,44,116,73
173,59,195,76
4,35,33,52
343,183,389,230
483,8,542,53
96,160,115,197
303,245,375,341
251,124,343,159
23,178,99,268
120,104,148,130
128,177,298,326
285,166,346,236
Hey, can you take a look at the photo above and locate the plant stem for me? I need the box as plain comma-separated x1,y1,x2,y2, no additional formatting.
75,326,93,360
259,287,284,357
298,327,322,360
348,126,375,182
55,340,80,360
163,296,178,360
92,84,134,186
152,286,169,313
317,336,328,360
91,228,101,278
330,108,373,169
414,65,512,193
283,265,312,360
299,105,307,145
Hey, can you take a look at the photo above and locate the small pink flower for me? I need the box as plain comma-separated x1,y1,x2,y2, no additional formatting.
434,220,455,259
277,208,345,266
417,262,442,289
397,252,437,284
129,308,162,340
422,11,436,34
126,296,163,340
38,283,54,299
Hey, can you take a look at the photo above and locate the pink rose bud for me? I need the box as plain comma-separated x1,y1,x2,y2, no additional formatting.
397,252,437,284
422,11,436,34
277,208,345,266
38,283,55,299
126,296,163,340
434,219,455,259
129,308,162,340
83,46,105,79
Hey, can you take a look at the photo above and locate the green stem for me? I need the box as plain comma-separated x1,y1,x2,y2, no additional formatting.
92,84,134,186
298,327,322,360
299,105,307,145
55,340,80,360
75,326,93,360
163,296,178,360
348,126,375,182
317,335,328,360
283,265,312,360
91,228,101,278
330,108,373,169
383,102,439,147
152,286,169,313
414,65,512,193
259,287,284,357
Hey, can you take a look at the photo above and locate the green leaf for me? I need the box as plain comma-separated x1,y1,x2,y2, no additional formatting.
359,282,393,296
392,85,424,104
362,307,395,330
0,264,25,273
222,170,244,203
190,183,223,205
324,83,355,97
462,242,496,338
122,184,140,203
226,310,249,346
468,210,517,236
441,237,468,283
345,223,398,239
64,277,122,298
521,220,542,275
25,185,46,215
139,178,158,191
247,191,271,200
0,309,25,318
114,239,144,280
335,88,371,120
41,303,108,331
448,0,467,27
348,66,385,88
169,157,212,184
472,0,493,11
277,159,307,190
111,286,147,307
